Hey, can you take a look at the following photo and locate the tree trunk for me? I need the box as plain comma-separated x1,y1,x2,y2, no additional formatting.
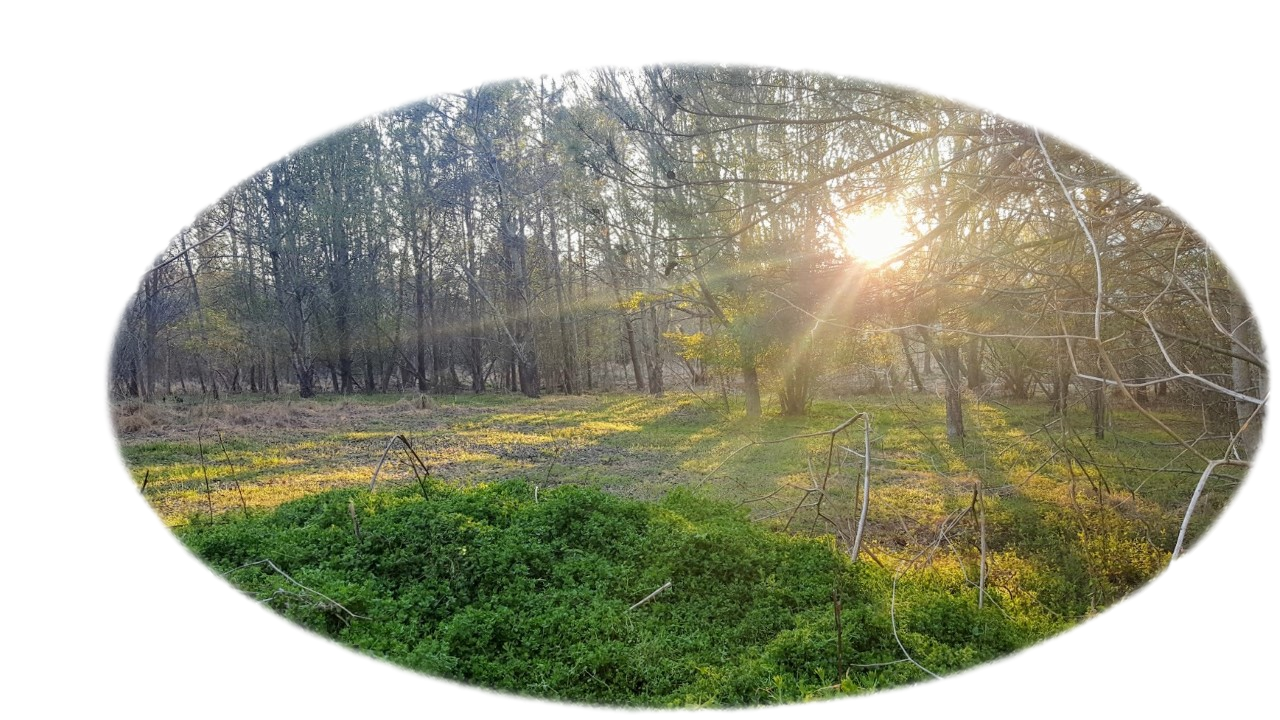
966,338,985,391
898,332,925,392
579,226,594,391
178,230,219,400
462,197,485,393
646,304,665,395
779,337,813,415
942,345,965,441
1090,379,1106,440
413,212,431,393
127,357,141,397
544,192,577,393
743,363,762,419
263,167,315,398
427,212,445,392
141,261,161,400
1050,340,1070,416
326,165,355,395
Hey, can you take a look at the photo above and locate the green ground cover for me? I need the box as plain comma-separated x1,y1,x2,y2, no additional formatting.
115,391,1242,705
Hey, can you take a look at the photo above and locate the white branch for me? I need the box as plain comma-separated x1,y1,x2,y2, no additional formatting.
628,580,673,611
850,413,872,562
1036,129,1104,341
1170,459,1249,563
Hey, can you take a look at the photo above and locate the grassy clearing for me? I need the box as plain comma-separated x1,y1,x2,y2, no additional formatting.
117,390,1238,558
116,390,1244,700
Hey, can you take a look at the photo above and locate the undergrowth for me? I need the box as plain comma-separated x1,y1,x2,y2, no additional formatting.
180,481,1061,707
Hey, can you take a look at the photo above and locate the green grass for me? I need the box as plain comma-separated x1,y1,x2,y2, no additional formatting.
179,481,1061,706
117,390,1240,571
115,389,1247,702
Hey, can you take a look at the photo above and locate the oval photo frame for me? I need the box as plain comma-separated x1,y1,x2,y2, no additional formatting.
99,63,1259,712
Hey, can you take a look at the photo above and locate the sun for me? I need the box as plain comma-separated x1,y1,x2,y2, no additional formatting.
837,207,915,267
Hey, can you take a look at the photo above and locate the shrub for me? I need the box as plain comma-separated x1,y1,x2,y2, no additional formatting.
179,481,1055,706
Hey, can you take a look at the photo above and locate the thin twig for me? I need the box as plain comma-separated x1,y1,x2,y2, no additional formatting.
197,423,213,521
223,559,369,621
628,580,673,611
369,436,397,491
890,562,942,680
397,434,431,476
370,434,432,492
218,430,248,516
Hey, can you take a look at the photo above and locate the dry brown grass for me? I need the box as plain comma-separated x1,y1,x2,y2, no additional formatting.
112,400,180,434
111,398,418,440
227,401,326,429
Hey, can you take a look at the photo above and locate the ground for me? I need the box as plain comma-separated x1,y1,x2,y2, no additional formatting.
114,390,1239,613
109,389,1248,703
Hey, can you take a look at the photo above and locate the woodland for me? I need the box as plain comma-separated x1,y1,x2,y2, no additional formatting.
110,65,1265,706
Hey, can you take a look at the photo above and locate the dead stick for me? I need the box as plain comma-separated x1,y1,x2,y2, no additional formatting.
849,414,872,561
223,559,368,620
628,580,673,611
218,430,249,516
396,435,433,498
976,480,987,609
862,546,889,570
369,436,398,491
197,424,213,521
396,434,431,476
400,447,421,482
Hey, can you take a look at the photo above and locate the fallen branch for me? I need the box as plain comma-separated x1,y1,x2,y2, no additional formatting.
223,559,369,622
628,580,673,611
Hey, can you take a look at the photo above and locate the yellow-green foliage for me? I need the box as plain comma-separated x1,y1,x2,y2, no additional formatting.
665,328,742,370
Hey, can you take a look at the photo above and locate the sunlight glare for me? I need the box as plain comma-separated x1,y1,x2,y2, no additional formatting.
838,207,914,268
